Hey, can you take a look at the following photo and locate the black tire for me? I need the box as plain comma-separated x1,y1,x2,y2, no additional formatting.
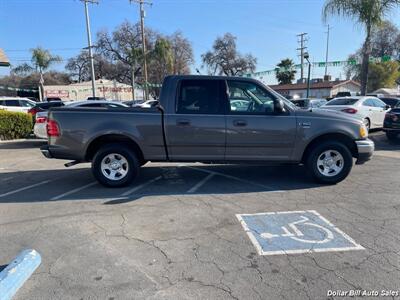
92,143,140,187
386,131,398,141
306,141,353,184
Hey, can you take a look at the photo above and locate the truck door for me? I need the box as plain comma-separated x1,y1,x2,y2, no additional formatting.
225,80,297,161
165,79,226,161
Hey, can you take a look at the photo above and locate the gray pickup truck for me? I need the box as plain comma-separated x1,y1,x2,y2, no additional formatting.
41,75,374,187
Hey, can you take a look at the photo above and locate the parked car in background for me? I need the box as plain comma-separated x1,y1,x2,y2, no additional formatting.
0,97,36,113
383,103,400,140
133,99,158,108
66,100,128,108
33,100,128,139
321,96,390,130
123,100,144,107
87,97,106,100
378,97,400,109
45,97,62,102
291,98,327,110
28,101,65,118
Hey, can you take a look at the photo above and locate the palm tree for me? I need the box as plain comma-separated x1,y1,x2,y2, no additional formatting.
30,47,62,99
275,58,297,84
322,0,400,95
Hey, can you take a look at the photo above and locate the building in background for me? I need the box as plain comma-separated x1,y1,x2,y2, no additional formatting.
270,79,360,99
0,48,10,67
43,79,144,101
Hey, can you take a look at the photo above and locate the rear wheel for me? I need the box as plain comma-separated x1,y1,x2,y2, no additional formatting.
386,131,398,141
92,143,140,187
306,141,353,184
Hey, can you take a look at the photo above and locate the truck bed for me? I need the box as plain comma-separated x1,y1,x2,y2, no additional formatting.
47,107,166,161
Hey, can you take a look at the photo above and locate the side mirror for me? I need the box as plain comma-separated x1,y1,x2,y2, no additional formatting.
274,99,284,114
385,104,390,110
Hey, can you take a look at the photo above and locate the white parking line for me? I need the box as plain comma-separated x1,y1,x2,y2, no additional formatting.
187,173,214,193
1,176,14,182
0,180,51,198
121,176,163,196
181,165,283,192
51,181,97,201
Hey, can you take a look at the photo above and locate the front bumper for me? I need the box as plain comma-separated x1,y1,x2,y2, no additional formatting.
355,139,374,165
40,145,53,158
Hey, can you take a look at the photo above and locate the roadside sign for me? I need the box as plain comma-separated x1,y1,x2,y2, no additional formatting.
236,210,364,255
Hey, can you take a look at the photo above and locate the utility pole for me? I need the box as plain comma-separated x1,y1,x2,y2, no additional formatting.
130,0,151,101
297,33,308,81
324,25,331,77
81,0,98,99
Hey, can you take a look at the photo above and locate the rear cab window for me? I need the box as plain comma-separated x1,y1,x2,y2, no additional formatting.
176,79,225,114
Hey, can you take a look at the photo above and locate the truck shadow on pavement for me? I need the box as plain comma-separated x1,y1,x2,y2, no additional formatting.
0,164,322,204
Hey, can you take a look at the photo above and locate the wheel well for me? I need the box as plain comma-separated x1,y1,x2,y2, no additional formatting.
301,133,358,163
85,134,145,163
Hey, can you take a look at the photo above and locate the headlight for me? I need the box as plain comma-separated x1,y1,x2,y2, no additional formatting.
359,124,368,138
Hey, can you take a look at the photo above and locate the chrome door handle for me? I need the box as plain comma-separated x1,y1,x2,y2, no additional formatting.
233,120,247,127
176,119,191,126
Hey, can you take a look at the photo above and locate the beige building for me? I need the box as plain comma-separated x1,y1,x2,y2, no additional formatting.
43,79,144,101
270,79,361,99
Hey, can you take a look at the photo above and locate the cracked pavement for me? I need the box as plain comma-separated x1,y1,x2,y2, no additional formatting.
0,131,399,300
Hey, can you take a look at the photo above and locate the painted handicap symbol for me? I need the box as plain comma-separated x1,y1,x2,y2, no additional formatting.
236,210,364,255
260,215,334,244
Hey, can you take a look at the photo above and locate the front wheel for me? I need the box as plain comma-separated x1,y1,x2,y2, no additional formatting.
92,143,140,187
306,141,353,184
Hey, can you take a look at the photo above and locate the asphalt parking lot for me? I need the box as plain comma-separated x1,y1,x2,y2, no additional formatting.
1,131,400,300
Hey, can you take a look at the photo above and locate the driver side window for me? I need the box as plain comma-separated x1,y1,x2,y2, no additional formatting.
227,80,277,115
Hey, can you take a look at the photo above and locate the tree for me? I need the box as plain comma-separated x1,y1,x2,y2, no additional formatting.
30,47,62,75
97,21,156,97
201,33,257,76
147,37,174,96
169,31,194,75
275,58,297,84
65,51,90,82
11,63,34,77
367,60,400,92
370,20,400,58
323,0,400,95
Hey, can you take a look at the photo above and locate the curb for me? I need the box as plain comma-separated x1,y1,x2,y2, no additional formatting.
0,249,41,300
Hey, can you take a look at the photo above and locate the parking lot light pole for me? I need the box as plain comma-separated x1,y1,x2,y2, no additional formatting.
304,52,311,98
81,0,98,99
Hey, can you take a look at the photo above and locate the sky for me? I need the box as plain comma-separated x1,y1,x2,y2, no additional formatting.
1,0,400,84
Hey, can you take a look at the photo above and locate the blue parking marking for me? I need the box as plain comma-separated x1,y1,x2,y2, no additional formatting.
236,210,364,255
0,249,41,300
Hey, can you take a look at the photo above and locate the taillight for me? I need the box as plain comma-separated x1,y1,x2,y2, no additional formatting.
35,116,47,124
47,119,60,137
385,112,399,121
28,107,39,116
341,108,358,114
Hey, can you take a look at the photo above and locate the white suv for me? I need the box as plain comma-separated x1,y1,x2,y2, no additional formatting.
0,97,36,113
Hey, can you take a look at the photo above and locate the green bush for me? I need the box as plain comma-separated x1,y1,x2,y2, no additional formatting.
0,110,33,140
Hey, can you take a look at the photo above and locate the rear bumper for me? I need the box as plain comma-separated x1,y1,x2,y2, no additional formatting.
355,139,374,165
383,127,400,132
40,145,53,158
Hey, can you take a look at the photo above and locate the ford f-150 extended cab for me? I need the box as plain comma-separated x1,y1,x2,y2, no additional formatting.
41,75,374,187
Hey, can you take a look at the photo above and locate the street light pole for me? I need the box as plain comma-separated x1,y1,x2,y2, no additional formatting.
81,0,97,99
304,52,311,98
